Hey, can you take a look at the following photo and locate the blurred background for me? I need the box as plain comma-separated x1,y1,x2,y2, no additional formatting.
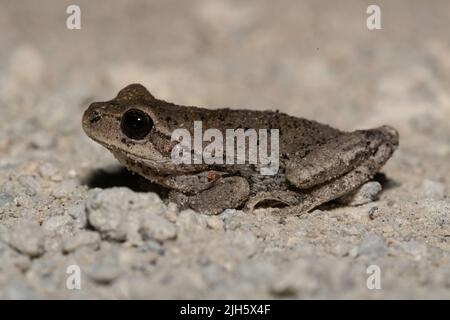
0,0,450,299
1,0,450,176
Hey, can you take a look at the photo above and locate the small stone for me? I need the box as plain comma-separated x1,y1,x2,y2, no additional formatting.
62,230,101,253
339,182,382,206
0,241,31,272
38,162,61,180
86,188,166,241
140,214,177,242
141,239,165,255
0,192,14,207
368,206,380,220
164,202,179,223
18,175,40,196
17,208,39,220
422,179,447,200
66,204,87,229
41,215,72,235
357,234,387,257
86,190,128,241
206,216,224,230
87,249,121,284
399,241,427,261
29,132,56,149
422,200,450,227
0,279,39,300
176,209,207,232
7,221,45,257
51,179,78,199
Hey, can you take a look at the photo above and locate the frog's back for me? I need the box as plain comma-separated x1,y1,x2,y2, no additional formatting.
151,100,343,158
210,108,343,158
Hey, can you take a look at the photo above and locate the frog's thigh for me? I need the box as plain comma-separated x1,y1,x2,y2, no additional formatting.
287,142,392,214
184,177,250,215
285,132,371,189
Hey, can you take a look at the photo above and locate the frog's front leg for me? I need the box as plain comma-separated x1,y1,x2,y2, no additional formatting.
169,176,250,215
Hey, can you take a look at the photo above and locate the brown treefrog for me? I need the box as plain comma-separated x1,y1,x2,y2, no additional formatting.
82,84,399,215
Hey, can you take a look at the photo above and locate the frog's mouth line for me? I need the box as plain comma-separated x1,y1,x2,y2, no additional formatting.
105,144,173,166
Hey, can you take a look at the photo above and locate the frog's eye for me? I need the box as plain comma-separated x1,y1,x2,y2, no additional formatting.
121,109,153,140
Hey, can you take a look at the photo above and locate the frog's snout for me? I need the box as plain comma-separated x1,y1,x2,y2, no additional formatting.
378,125,399,147
82,102,105,133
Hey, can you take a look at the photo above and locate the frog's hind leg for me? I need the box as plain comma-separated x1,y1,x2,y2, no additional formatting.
285,126,398,190
169,177,250,215
284,140,395,215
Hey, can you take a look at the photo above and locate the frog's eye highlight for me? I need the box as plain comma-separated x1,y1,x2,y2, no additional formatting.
121,109,153,140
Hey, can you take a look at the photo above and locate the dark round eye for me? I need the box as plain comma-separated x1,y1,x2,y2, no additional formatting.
121,109,153,140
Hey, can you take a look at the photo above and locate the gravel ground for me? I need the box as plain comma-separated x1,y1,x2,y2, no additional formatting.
1,0,450,299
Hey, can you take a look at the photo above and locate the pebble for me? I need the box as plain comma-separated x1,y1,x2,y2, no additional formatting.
176,209,207,232
398,241,427,261
62,230,101,253
140,214,177,242
422,179,447,200
86,188,166,241
0,279,39,299
87,249,122,284
29,132,56,149
0,192,14,207
368,206,380,220
38,162,61,180
18,175,40,197
206,216,224,230
0,241,31,272
6,221,45,257
357,234,387,258
51,179,78,199
66,204,87,229
41,215,72,235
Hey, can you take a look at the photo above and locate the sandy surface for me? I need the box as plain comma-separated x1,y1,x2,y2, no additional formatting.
0,0,450,299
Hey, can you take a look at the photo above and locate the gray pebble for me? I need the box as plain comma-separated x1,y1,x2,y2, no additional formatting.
62,230,101,253
0,241,31,272
422,179,447,200
41,215,72,235
29,132,56,149
357,234,387,257
51,179,78,199
176,209,207,232
38,162,61,181
206,216,224,230
368,206,380,220
86,190,128,241
140,214,177,242
141,239,165,255
86,188,166,241
66,204,87,229
0,192,14,207
0,279,39,300
7,221,45,257
87,250,121,284
18,175,40,197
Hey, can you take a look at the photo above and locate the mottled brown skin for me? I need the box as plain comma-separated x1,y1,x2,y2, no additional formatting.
82,84,399,215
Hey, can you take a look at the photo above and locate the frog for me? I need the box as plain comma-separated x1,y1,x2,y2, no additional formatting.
82,84,399,215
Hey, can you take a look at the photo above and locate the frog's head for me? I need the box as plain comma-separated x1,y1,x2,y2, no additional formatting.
82,84,201,174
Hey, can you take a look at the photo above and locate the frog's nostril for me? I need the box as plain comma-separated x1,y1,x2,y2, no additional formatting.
90,110,102,124
379,125,399,147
